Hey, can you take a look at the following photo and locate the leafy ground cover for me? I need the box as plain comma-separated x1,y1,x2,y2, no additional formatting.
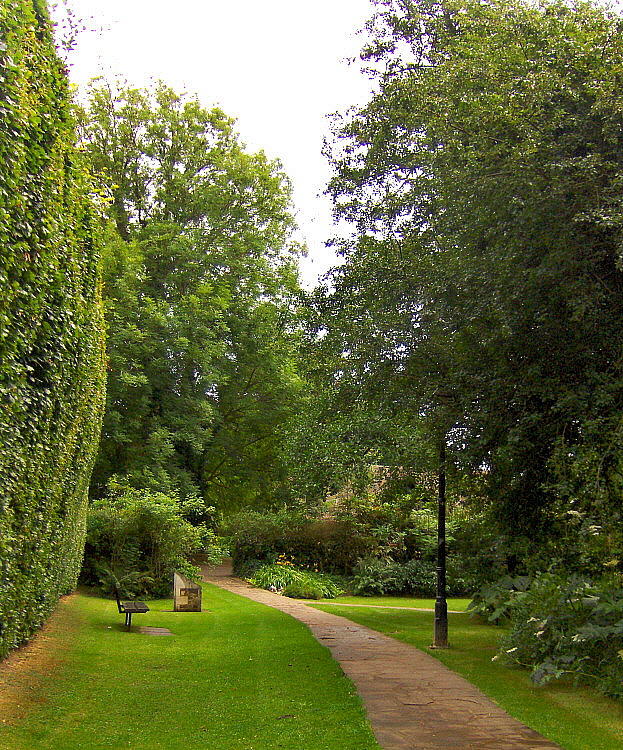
0,584,380,750
310,604,623,750
327,595,470,611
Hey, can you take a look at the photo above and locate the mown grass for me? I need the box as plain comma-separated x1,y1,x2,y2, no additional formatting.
0,584,380,750
327,595,470,611
310,603,623,750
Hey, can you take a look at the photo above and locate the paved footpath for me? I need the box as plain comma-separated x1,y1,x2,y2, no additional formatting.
202,563,561,750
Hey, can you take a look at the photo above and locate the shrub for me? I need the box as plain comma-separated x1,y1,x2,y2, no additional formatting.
352,558,405,595
229,510,290,573
234,558,266,580
282,581,324,600
248,562,301,591
498,573,623,699
352,556,468,597
0,0,106,658
401,559,437,594
81,488,202,597
248,563,344,599
197,528,230,567
228,508,378,575
93,567,156,600
285,518,378,574
228,503,495,595
468,575,532,624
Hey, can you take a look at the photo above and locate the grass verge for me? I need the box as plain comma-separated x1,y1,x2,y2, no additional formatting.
327,595,470,610
309,604,623,750
0,584,380,750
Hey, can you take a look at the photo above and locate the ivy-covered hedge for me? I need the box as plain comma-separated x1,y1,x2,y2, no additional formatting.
0,1,106,658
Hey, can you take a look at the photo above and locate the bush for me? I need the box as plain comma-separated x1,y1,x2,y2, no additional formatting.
228,510,290,573
248,562,301,591
352,556,469,597
234,558,266,580
81,488,202,597
197,528,229,567
352,558,405,595
468,575,532,624
228,509,377,575
498,574,623,699
352,557,436,596
282,581,323,600
248,563,344,599
0,0,106,659
402,559,437,594
227,502,496,596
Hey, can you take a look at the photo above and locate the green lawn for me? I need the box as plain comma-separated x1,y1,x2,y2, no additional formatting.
0,584,380,750
327,595,471,611
310,603,623,750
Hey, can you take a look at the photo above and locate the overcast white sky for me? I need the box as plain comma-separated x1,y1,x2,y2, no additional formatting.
55,0,375,287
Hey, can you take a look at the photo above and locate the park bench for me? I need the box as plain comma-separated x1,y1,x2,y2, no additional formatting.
115,588,149,628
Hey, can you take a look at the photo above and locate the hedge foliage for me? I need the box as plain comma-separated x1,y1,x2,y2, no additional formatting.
0,1,106,658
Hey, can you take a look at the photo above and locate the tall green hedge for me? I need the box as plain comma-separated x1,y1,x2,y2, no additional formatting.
0,0,106,658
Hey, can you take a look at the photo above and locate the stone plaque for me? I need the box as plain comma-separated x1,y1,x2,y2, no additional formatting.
173,571,202,612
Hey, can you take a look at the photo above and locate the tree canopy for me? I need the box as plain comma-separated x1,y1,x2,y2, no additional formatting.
311,0,623,557
83,83,305,512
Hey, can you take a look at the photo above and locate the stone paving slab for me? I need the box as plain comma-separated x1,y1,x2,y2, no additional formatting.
202,563,562,750
137,626,173,636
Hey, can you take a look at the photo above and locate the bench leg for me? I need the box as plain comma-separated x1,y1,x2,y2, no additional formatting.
125,612,132,628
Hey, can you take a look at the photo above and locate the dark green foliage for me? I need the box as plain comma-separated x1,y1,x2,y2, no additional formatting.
0,1,106,658
352,557,434,596
499,574,623,699
351,556,475,596
318,0,623,695
468,575,532,624
282,581,324,600
229,501,491,594
81,487,202,597
318,0,623,562
228,509,377,575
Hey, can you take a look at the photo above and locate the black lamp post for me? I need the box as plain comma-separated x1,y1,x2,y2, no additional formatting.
432,388,452,649
432,433,449,648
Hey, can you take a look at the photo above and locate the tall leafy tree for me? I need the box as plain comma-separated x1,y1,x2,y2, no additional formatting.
318,0,623,551
83,83,304,511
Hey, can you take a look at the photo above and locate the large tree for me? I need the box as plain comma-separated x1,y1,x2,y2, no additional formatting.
317,0,623,553
83,83,304,512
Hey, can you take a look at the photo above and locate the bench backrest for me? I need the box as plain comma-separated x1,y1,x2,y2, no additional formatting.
114,587,124,613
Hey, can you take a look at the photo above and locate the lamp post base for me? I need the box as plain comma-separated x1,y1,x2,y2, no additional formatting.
431,597,449,649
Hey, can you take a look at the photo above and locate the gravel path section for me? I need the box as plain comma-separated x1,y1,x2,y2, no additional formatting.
202,563,561,750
